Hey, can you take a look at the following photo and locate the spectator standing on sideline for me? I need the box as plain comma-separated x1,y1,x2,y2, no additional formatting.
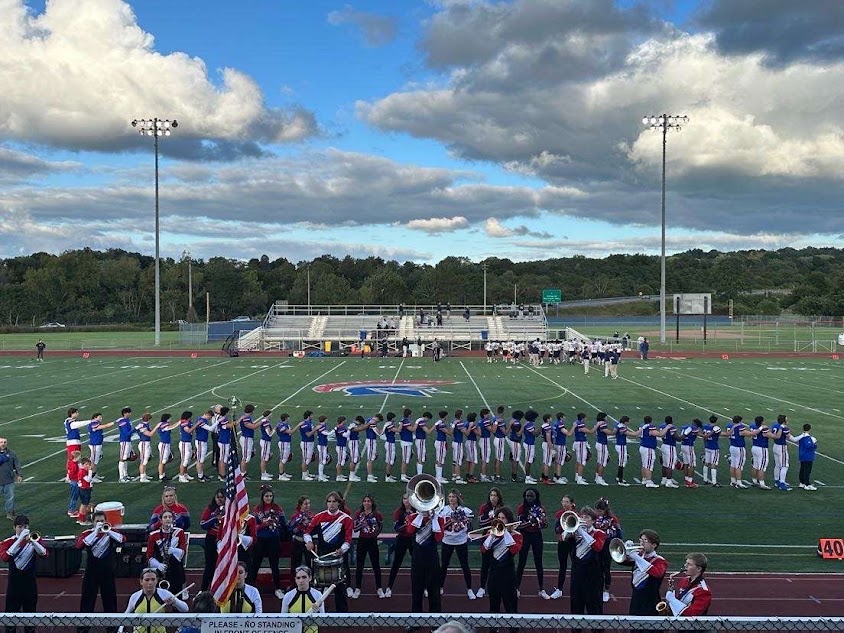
0,437,24,520
35,339,46,361
793,424,818,491
641,337,650,360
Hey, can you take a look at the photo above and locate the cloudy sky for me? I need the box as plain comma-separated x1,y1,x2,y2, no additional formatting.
1,0,842,263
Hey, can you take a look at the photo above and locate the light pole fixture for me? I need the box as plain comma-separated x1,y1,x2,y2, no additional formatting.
641,113,688,344
131,118,178,346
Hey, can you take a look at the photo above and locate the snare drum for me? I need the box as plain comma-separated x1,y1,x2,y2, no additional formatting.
312,555,346,588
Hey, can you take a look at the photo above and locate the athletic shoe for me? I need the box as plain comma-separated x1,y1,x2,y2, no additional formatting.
454,477,467,484
685,481,699,488
260,473,273,481
159,475,171,482
511,474,518,482
138,475,152,483
197,475,209,482
644,481,659,488
779,482,792,491
184,474,194,480
480,475,490,483
576,478,589,486
352,588,361,599
384,587,392,598
467,589,476,600
378,588,386,598
317,475,329,482
736,481,749,488
539,589,551,600
91,476,104,483
617,480,630,487
550,588,563,599
475,588,485,598
423,589,428,598
711,482,722,488
367,475,378,483
336,475,348,482
76,520,92,526
436,477,450,484
67,512,79,519
556,477,568,484
302,474,314,481
385,475,397,483
595,478,608,487
346,587,354,598
218,475,225,482
524,476,537,484
440,588,444,595
277,474,286,481
177,475,190,483
349,473,362,482
400,475,411,483
806,485,818,491
758,482,771,489
602,590,610,603
664,480,679,488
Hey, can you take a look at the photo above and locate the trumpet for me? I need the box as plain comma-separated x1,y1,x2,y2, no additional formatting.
559,510,585,536
609,537,643,563
656,571,682,615
28,531,41,542
100,522,111,533
467,519,521,539
158,579,170,591
407,473,444,513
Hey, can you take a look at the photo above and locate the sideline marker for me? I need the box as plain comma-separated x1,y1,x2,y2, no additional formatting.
81,352,90,359
721,353,730,360
190,352,198,359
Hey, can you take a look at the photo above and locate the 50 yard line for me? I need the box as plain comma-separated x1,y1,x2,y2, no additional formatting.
379,358,406,413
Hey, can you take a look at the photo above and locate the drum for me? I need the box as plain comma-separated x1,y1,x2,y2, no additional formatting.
312,555,345,588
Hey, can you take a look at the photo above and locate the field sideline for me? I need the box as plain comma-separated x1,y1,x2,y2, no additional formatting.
1,353,843,574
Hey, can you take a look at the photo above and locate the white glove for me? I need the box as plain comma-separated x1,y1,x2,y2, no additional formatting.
411,513,424,528
483,534,494,549
502,531,516,547
95,522,104,533
149,558,166,572
169,546,185,561
239,535,253,549
666,590,684,616
630,551,650,572
18,528,30,540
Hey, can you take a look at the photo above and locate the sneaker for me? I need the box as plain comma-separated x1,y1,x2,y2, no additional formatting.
91,476,104,483
524,476,537,484
352,588,361,599
423,589,428,598
480,475,490,483
138,475,152,483
261,473,273,481
576,478,589,486
595,478,608,487
806,485,818,491
274,589,284,600
711,482,722,488
736,481,748,488
617,480,630,487
218,475,226,482
664,480,679,488
385,475,397,483
177,475,190,483
475,587,485,598
302,474,314,481
454,477,467,484
76,520,92,526
436,477,450,484
602,590,610,603
377,587,386,598
280,473,292,481
539,589,551,600
467,589,476,600
400,475,410,483
799,483,807,489
556,477,568,484
550,588,563,599
184,474,194,480
349,473,362,482
159,475,171,482
277,474,286,481
336,475,348,482
67,512,79,519
317,475,329,482
685,481,699,489
384,587,392,598
758,482,771,490
511,474,518,482
645,481,659,488
367,475,378,483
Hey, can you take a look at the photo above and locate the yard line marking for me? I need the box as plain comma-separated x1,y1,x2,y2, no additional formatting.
618,376,722,417
526,367,617,421
2,361,234,429
23,476,34,482
0,363,160,400
380,358,406,413
460,362,491,410
270,361,348,410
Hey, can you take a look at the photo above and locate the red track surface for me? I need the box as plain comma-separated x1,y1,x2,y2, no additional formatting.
10,568,844,617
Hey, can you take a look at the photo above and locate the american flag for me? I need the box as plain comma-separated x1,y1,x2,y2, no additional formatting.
210,444,250,606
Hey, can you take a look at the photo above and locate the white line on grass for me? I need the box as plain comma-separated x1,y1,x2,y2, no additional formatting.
527,367,617,421
270,361,348,410
379,358,406,413
459,362,491,410
618,376,722,417
0,364,158,400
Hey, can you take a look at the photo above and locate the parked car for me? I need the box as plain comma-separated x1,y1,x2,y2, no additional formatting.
231,316,252,322
39,322,66,328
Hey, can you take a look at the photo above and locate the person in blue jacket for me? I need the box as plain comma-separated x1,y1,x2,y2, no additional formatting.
792,424,818,491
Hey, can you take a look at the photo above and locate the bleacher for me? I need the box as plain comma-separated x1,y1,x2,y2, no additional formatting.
235,303,548,352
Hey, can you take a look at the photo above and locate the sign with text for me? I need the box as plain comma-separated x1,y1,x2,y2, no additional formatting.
542,289,562,304
818,538,844,559
673,293,712,315
202,617,302,633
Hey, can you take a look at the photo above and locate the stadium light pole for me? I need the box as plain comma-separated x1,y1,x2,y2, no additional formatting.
641,113,688,344
482,262,488,315
131,118,178,346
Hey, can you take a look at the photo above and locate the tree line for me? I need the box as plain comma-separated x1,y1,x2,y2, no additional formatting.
1,247,843,326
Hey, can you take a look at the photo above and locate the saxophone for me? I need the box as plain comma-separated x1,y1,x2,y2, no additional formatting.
656,571,681,615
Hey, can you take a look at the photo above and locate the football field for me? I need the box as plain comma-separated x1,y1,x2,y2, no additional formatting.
2,353,843,573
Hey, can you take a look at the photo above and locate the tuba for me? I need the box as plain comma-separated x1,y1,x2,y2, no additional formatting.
609,537,643,563
407,474,444,513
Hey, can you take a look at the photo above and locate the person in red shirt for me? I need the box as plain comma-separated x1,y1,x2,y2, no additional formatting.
304,491,354,613
665,553,712,616
146,508,188,595
199,489,225,591
148,487,191,531
480,507,522,622
76,457,94,525
624,529,668,617
569,506,606,621
551,493,577,599
350,493,384,598
385,493,414,598
66,450,82,519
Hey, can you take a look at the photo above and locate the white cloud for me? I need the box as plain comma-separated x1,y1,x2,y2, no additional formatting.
407,216,469,233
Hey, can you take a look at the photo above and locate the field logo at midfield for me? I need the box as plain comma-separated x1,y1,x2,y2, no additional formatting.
314,380,456,397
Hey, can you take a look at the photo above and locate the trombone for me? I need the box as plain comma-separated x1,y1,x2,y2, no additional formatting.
609,538,643,563
467,519,521,540
559,511,586,536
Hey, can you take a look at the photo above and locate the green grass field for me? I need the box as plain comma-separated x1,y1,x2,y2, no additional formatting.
2,354,843,573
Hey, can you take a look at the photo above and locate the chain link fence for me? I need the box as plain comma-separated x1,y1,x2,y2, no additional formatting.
2,613,844,632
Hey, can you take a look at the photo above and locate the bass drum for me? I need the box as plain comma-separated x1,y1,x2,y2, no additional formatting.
312,555,346,588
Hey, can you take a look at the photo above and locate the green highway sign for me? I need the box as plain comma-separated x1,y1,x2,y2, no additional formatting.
542,288,562,304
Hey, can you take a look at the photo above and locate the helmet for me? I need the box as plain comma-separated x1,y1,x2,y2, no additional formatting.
127,449,138,462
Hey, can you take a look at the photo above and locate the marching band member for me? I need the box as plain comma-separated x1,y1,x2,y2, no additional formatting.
407,499,445,616
304,491,354,613
539,413,555,484
135,413,159,483
281,565,325,631
623,528,667,617
664,553,712,616
551,494,577,599
481,507,522,628
386,493,414,598
399,409,416,482
594,498,621,602
294,411,316,481
219,561,263,613
116,407,136,483
505,410,523,483
288,495,314,573
149,487,191,531
476,487,505,598
238,404,260,477
614,416,632,486
569,506,606,622
351,493,384,598
315,415,331,482
680,419,703,488
176,411,197,483
465,413,480,484
515,487,550,599
276,413,293,481
658,416,680,488
364,413,383,483
77,509,125,616
434,411,452,484
248,486,287,599
702,415,723,487
257,409,275,482
383,412,398,482
146,509,187,595
414,412,433,477
593,413,610,487
1,515,48,629
521,411,539,484
771,414,792,490
199,489,225,591
439,489,475,599
124,566,188,633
